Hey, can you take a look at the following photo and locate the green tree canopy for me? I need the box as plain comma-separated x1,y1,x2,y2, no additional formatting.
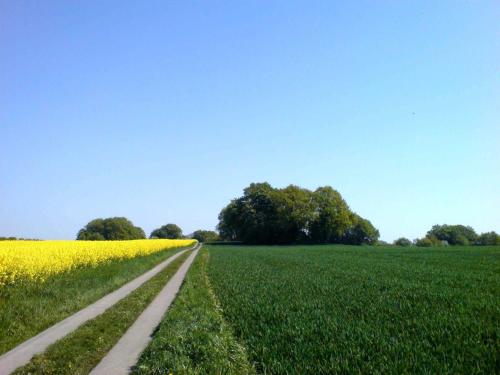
476,231,500,246
426,224,478,245
343,214,380,245
218,182,379,245
275,185,315,243
309,186,353,243
413,235,443,247
218,183,280,244
394,237,412,246
77,217,146,240
192,230,219,243
150,223,183,239
415,237,433,247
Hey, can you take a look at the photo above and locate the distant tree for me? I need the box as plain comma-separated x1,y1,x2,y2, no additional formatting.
426,224,477,246
217,200,241,242
218,182,379,245
343,214,380,245
414,237,433,247
308,186,353,243
394,237,412,247
274,185,315,243
150,223,183,239
414,235,443,247
0,237,40,241
476,231,500,246
77,217,146,240
192,230,219,243
377,240,390,246
218,182,281,244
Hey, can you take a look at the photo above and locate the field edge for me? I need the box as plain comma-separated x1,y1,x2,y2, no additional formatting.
132,248,255,374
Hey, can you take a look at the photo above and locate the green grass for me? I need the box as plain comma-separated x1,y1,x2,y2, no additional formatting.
13,250,191,375
0,246,191,355
133,248,255,375
206,245,500,374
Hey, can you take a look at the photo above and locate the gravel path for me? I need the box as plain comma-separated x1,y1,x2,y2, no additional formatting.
0,243,200,375
89,246,200,375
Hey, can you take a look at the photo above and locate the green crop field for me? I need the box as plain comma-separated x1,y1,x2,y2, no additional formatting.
205,245,500,374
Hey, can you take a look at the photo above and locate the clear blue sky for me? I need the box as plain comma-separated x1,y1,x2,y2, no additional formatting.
1,1,498,241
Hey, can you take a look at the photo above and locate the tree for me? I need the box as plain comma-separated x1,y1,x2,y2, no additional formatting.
343,214,380,245
217,200,241,241
414,235,442,247
192,230,219,243
476,231,500,246
274,185,315,243
308,187,353,243
150,224,183,239
218,183,281,244
394,237,412,247
77,217,146,240
218,182,380,245
426,224,477,246
415,237,433,247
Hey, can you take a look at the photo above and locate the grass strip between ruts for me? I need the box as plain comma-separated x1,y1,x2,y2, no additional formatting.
13,250,192,375
0,246,192,355
132,248,255,375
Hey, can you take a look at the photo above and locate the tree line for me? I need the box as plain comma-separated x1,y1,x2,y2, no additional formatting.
217,182,379,245
394,224,500,247
75,217,219,243
68,217,500,247
6,181,497,247
73,182,380,245
0,237,40,241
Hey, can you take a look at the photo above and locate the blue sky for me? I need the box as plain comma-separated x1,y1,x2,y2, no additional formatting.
1,1,498,241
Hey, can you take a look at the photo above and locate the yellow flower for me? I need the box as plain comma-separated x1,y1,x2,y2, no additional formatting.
0,239,196,286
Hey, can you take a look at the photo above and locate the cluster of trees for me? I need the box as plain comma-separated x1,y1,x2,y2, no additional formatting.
191,230,220,243
475,231,500,246
42,207,500,248
77,218,146,240
217,182,379,245
75,217,219,243
76,218,182,240
393,237,412,247
150,224,183,239
393,224,500,247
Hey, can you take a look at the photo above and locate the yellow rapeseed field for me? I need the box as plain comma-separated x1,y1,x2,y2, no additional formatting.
0,239,196,286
